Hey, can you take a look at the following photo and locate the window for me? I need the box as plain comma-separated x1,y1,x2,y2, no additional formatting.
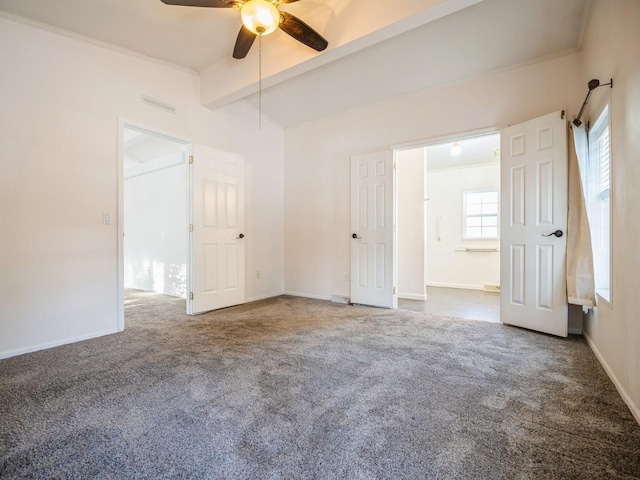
463,189,499,239
586,105,611,302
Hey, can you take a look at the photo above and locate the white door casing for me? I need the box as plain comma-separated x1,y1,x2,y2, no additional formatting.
350,150,397,308
189,145,245,315
500,110,568,337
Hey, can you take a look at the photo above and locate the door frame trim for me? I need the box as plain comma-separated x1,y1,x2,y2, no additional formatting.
116,117,192,331
392,127,497,151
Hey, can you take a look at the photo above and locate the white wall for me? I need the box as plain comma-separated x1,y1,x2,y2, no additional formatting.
0,16,285,358
284,52,582,301
124,158,187,297
426,163,500,290
580,0,640,423
396,148,426,300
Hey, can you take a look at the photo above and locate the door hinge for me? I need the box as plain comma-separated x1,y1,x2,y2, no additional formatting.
393,287,396,295
561,110,565,119
189,224,193,232
189,292,194,300
189,155,194,164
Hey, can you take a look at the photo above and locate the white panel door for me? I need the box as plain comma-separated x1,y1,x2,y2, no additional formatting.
189,145,245,315
350,150,396,308
500,110,568,337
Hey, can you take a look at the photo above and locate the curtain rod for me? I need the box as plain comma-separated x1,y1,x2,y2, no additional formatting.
573,78,613,127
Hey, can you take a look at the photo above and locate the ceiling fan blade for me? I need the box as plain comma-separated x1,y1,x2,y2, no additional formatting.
278,11,328,52
233,25,257,59
160,0,235,7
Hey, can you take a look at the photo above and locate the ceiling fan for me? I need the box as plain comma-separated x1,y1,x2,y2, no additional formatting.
160,0,329,59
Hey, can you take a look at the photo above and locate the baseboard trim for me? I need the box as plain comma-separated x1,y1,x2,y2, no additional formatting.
0,327,120,360
568,327,583,335
399,293,427,301
283,291,332,301
244,291,285,303
584,331,640,426
427,282,484,291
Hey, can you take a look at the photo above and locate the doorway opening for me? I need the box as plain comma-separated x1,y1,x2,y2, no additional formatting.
395,133,501,323
121,125,191,325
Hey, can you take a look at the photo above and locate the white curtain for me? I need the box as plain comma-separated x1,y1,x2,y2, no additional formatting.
566,126,596,307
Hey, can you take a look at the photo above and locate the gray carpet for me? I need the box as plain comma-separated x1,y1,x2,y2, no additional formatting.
1,293,639,479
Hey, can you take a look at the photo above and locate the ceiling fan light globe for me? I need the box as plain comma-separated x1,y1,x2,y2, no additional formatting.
241,0,280,36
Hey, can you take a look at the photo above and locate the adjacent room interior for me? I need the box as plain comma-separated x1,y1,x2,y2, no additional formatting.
122,126,190,320
123,126,189,300
397,134,501,322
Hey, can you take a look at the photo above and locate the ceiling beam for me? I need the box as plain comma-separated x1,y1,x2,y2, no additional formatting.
201,0,482,110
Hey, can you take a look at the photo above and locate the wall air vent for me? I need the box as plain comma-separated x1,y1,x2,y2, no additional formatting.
140,94,177,115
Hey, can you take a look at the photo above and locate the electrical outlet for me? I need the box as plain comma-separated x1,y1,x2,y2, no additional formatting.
102,212,111,225
256,271,261,279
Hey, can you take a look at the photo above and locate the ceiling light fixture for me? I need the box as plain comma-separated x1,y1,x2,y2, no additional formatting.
240,0,281,36
160,0,328,60
161,0,329,129
450,142,462,156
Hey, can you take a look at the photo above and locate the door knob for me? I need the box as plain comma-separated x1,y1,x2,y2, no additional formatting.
542,229,563,238
236,233,245,239
352,233,362,239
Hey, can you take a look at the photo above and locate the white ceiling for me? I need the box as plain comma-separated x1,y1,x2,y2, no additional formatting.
425,133,500,172
123,127,186,174
125,129,184,163
0,0,334,71
0,0,590,127
250,0,589,127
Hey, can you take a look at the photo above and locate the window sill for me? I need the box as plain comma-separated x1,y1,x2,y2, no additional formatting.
454,245,499,252
461,237,500,241
596,289,611,308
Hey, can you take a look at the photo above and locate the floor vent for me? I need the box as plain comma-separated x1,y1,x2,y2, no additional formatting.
484,284,500,292
141,94,177,115
331,295,350,304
